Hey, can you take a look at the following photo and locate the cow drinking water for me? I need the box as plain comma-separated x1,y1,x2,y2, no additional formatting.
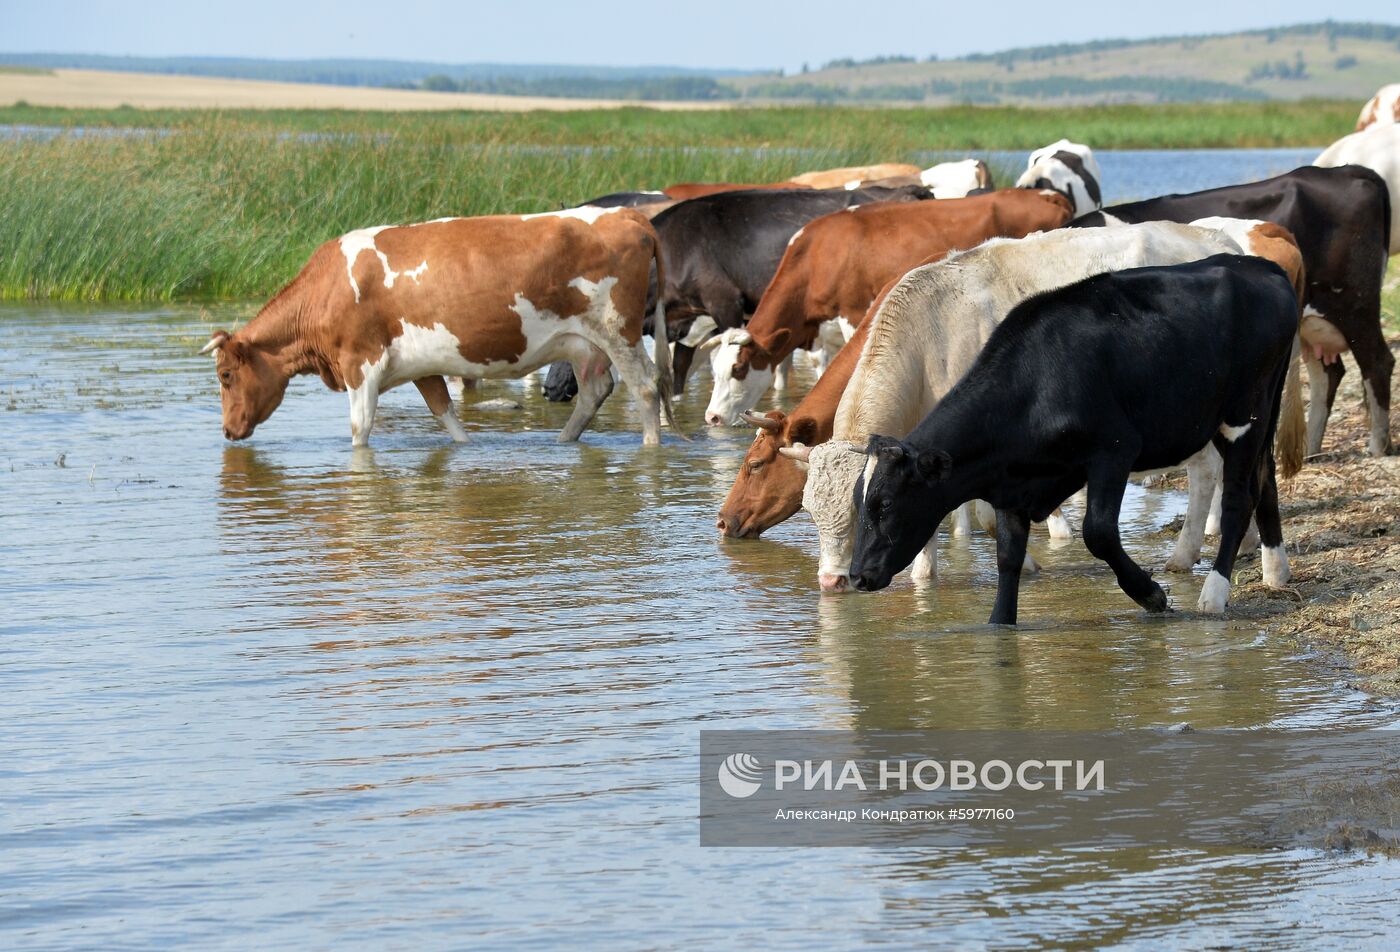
848,255,1304,624
202,207,677,446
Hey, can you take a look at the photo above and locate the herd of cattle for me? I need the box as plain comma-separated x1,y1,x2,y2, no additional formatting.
202,88,1400,624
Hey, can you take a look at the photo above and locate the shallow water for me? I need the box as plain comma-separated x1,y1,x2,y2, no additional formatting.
4,303,1399,949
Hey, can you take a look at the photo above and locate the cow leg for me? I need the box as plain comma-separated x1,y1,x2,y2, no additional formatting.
975,500,998,533
952,502,973,537
1083,459,1168,613
988,509,1031,625
1198,435,1267,614
558,352,615,443
1045,507,1074,540
773,352,794,391
1364,370,1394,457
671,344,696,395
1165,447,1217,572
414,376,468,443
910,533,938,583
1255,453,1290,588
348,376,381,447
604,340,664,446
1302,352,1330,456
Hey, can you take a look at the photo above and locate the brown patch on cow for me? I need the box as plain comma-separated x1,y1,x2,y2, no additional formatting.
1243,221,1307,315
734,189,1074,375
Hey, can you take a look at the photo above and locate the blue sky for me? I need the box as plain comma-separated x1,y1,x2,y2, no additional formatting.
7,1,1399,71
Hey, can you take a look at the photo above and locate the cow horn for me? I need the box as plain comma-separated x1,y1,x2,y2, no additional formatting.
696,333,726,352
200,331,230,355
778,443,811,462
742,410,780,432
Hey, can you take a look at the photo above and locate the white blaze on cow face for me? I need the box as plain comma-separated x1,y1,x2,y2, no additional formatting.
802,441,872,591
1015,139,1103,218
704,328,775,427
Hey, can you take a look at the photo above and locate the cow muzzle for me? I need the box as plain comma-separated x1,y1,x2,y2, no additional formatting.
818,572,850,593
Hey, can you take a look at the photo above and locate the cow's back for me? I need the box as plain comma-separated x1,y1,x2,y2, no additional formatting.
834,222,1238,441
331,209,658,372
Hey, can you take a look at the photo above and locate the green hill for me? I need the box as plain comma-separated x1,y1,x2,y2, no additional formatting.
731,21,1400,104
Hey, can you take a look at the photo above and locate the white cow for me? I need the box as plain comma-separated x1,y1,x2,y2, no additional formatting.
784,222,1247,593
1315,123,1400,254
1015,139,1103,219
1356,84,1400,132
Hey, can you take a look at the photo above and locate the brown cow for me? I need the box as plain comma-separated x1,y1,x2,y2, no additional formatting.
700,189,1074,425
716,319,872,538
201,208,678,447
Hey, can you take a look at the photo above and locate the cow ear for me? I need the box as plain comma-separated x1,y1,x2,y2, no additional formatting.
221,338,250,364
787,415,816,447
916,449,952,482
763,328,791,356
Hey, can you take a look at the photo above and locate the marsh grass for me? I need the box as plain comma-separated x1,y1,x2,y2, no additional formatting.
0,99,1361,302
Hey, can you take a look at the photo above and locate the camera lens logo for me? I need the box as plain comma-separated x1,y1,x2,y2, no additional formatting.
717,753,763,798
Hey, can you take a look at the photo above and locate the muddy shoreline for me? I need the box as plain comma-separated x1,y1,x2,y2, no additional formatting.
1205,332,1400,695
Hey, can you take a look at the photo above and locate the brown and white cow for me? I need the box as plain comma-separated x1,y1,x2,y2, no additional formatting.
701,188,1074,426
1356,84,1400,131
201,207,677,447
716,320,873,538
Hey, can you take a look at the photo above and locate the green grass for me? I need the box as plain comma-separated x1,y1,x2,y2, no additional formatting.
0,101,1366,302
0,99,1364,149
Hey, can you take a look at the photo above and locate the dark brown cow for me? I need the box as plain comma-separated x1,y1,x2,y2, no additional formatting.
201,208,677,446
701,189,1075,425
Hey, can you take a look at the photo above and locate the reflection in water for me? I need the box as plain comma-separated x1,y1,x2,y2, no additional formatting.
4,302,1399,949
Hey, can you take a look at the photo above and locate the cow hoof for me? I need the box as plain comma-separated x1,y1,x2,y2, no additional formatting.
1140,585,1170,614
1163,554,1198,573
1196,571,1230,614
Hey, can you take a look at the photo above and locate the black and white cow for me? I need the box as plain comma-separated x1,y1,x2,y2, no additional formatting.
1071,164,1393,456
847,254,1304,625
542,184,934,400
1015,139,1103,219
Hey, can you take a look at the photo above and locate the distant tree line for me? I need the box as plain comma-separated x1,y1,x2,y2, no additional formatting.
743,75,1268,104
415,74,739,101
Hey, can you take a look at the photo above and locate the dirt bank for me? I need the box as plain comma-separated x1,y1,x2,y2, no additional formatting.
1227,332,1400,694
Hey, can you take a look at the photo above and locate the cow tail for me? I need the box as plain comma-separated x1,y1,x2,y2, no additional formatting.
1276,333,1305,481
649,232,687,440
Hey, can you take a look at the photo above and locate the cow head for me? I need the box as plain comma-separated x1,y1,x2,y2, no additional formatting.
700,327,789,426
789,440,868,592
848,435,952,593
1014,139,1103,219
203,330,291,440
716,410,818,537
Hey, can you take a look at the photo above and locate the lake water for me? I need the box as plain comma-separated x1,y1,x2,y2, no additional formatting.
4,147,1400,950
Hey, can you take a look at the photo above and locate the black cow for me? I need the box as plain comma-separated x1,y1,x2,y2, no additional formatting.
1071,165,1393,456
848,255,1304,625
540,184,934,401
573,190,673,210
